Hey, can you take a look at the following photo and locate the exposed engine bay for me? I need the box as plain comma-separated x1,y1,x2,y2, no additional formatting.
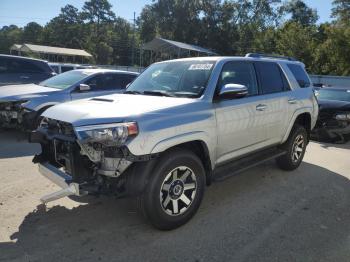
30,118,156,198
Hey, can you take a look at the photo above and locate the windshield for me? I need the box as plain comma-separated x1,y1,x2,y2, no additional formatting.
39,70,93,89
317,89,350,102
126,60,215,98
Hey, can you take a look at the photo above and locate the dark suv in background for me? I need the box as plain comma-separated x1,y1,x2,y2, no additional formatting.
0,54,55,86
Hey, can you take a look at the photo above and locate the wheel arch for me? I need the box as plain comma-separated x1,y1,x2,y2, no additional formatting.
283,110,312,143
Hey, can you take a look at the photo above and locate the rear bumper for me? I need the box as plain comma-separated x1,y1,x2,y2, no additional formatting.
38,162,83,203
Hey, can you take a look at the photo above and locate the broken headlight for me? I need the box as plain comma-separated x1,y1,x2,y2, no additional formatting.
75,122,138,147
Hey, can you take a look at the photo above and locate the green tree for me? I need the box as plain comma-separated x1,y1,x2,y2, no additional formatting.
332,0,350,24
81,0,116,63
275,22,317,71
281,0,319,26
0,25,23,54
22,22,43,44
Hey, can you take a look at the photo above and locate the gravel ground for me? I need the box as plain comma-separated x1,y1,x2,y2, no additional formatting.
0,130,349,262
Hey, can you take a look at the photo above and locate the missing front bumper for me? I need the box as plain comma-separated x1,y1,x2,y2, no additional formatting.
38,162,86,203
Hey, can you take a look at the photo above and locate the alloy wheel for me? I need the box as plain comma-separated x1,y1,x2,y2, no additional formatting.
160,166,197,216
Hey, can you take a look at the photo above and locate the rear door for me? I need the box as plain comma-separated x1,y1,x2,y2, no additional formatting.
254,61,292,144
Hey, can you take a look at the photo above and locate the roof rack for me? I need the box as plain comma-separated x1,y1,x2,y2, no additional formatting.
245,53,297,61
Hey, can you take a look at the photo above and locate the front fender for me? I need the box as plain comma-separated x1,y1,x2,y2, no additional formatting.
150,131,215,169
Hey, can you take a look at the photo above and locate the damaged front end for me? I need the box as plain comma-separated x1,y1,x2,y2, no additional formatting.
0,100,35,130
311,110,350,143
30,118,157,203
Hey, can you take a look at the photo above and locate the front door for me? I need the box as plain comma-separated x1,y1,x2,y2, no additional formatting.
215,61,266,164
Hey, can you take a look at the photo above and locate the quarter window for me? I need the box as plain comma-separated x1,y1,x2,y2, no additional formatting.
219,62,258,96
287,64,311,88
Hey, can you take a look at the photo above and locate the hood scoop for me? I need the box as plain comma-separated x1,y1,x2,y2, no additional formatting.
90,98,115,103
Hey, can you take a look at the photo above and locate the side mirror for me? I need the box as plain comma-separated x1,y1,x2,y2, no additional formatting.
79,84,91,92
219,84,248,99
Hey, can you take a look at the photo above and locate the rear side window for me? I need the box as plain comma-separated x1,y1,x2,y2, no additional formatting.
287,64,311,88
255,62,287,94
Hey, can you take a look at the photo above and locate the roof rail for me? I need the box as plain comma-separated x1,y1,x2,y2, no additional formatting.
245,53,297,61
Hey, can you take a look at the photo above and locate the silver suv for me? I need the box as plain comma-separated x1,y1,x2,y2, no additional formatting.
30,54,319,230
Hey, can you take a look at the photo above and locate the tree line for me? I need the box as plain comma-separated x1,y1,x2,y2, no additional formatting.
0,0,350,76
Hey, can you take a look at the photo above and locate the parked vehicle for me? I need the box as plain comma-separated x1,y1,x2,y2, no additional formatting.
49,63,97,74
30,54,318,230
0,54,55,86
312,87,350,143
0,69,138,130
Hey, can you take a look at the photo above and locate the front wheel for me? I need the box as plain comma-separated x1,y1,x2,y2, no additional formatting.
276,125,308,171
138,148,206,230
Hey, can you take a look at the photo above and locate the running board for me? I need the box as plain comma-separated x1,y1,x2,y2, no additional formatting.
212,148,286,182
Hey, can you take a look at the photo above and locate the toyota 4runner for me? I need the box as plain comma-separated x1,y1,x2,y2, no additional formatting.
30,54,319,230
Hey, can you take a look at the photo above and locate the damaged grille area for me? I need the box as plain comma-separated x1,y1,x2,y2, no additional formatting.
36,118,134,181
0,101,25,127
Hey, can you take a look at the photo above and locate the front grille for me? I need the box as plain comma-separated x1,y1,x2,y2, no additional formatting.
40,117,76,139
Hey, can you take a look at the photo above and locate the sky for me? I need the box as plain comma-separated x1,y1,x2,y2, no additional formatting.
0,0,333,28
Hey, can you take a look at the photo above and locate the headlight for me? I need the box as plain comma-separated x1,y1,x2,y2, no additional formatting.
75,122,138,146
335,113,350,121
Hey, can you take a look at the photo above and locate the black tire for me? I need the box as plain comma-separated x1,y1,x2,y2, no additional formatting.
276,125,308,171
137,148,206,230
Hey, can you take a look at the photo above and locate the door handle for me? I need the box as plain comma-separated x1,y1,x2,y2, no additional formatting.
256,104,267,111
288,98,298,104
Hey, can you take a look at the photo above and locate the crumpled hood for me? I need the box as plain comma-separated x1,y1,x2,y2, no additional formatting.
0,84,60,102
318,99,350,112
42,94,197,126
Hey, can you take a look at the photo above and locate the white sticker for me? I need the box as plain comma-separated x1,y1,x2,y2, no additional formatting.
189,64,213,70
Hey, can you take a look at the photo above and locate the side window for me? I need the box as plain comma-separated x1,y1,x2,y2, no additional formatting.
103,74,121,90
255,62,285,94
119,74,137,88
218,62,258,96
287,64,311,88
85,74,123,91
85,75,104,91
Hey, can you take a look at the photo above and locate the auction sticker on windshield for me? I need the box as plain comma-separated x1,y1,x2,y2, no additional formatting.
188,64,213,70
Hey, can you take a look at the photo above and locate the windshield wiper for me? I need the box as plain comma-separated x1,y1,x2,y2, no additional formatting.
124,90,142,95
143,90,175,97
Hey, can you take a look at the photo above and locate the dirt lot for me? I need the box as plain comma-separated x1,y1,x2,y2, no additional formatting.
0,130,349,262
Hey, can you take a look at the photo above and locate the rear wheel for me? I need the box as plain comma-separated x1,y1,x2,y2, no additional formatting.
276,125,308,171
138,148,205,230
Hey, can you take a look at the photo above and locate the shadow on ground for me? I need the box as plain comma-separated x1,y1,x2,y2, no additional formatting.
1,162,349,262
0,130,40,158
